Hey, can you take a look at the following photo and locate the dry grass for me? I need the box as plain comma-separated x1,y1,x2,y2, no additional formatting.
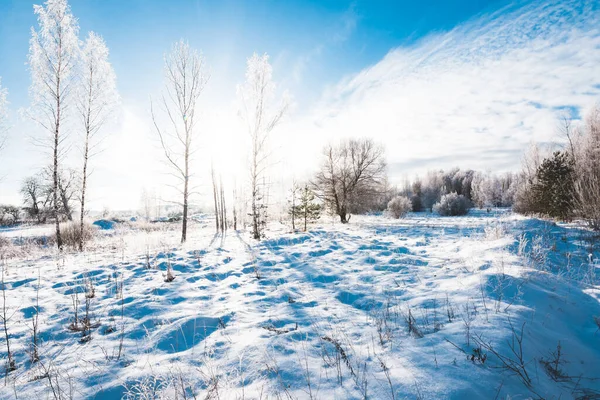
52,222,98,250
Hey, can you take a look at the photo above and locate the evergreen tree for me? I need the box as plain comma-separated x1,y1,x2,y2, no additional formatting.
289,184,321,231
532,151,575,220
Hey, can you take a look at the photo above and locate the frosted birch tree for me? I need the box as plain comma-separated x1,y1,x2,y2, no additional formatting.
151,40,209,243
77,32,118,251
237,53,288,240
28,0,80,250
471,172,502,209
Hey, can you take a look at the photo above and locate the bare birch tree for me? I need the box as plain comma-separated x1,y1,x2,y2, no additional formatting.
211,164,221,232
237,53,288,240
28,0,80,251
76,32,118,251
211,164,228,234
151,40,209,243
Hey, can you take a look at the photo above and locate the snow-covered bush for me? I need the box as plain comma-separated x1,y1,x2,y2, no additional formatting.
410,168,475,212
433,193,471,216
124,375,169,400
127,220,165,233
484,223,506,240
0,205,20,226
387,196,412,218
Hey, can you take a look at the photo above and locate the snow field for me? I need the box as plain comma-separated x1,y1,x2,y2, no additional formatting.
0,210,599,399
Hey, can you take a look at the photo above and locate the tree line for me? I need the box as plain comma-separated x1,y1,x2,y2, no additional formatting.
307,104,600,226
513,106,600,228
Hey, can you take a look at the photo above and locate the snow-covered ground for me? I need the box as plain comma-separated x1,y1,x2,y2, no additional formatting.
0,210,599,399
0,223,54,238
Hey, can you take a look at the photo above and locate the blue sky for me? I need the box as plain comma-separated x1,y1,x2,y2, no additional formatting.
0,0,511,109
0,0,599,210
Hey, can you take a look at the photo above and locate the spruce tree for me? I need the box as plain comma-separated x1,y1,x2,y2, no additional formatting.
533,151,575,220
298,185,321,231
289,184,321,231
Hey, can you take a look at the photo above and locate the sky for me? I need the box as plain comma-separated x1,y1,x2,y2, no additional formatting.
0,0,599,211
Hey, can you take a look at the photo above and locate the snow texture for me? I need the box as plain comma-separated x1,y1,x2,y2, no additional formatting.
0,210,599,399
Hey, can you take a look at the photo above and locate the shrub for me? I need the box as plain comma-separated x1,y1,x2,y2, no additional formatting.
0,205,20,226
53,222,97,250
387,196,412,218
433,193,471,216
127,220,166,232
513,178,537,215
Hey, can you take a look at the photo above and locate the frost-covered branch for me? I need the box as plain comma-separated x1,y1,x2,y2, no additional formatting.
28,0,80,251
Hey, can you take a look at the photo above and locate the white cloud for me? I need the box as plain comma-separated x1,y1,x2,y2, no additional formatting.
284,0,600,183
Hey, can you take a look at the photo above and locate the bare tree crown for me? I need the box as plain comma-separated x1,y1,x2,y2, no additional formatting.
314,138,386,223
151,39,209,243
152,40,209,181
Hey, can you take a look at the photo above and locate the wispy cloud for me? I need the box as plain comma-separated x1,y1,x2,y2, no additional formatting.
331,1,358,44
286,0,600,180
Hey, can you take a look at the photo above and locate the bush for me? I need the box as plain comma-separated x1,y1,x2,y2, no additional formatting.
433,193,471,216
53,222,97,250
0,205,20,226
512,178,537,215
387,196,412,218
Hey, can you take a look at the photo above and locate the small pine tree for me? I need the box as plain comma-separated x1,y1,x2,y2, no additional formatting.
289,184,321,232
532,151,575,220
